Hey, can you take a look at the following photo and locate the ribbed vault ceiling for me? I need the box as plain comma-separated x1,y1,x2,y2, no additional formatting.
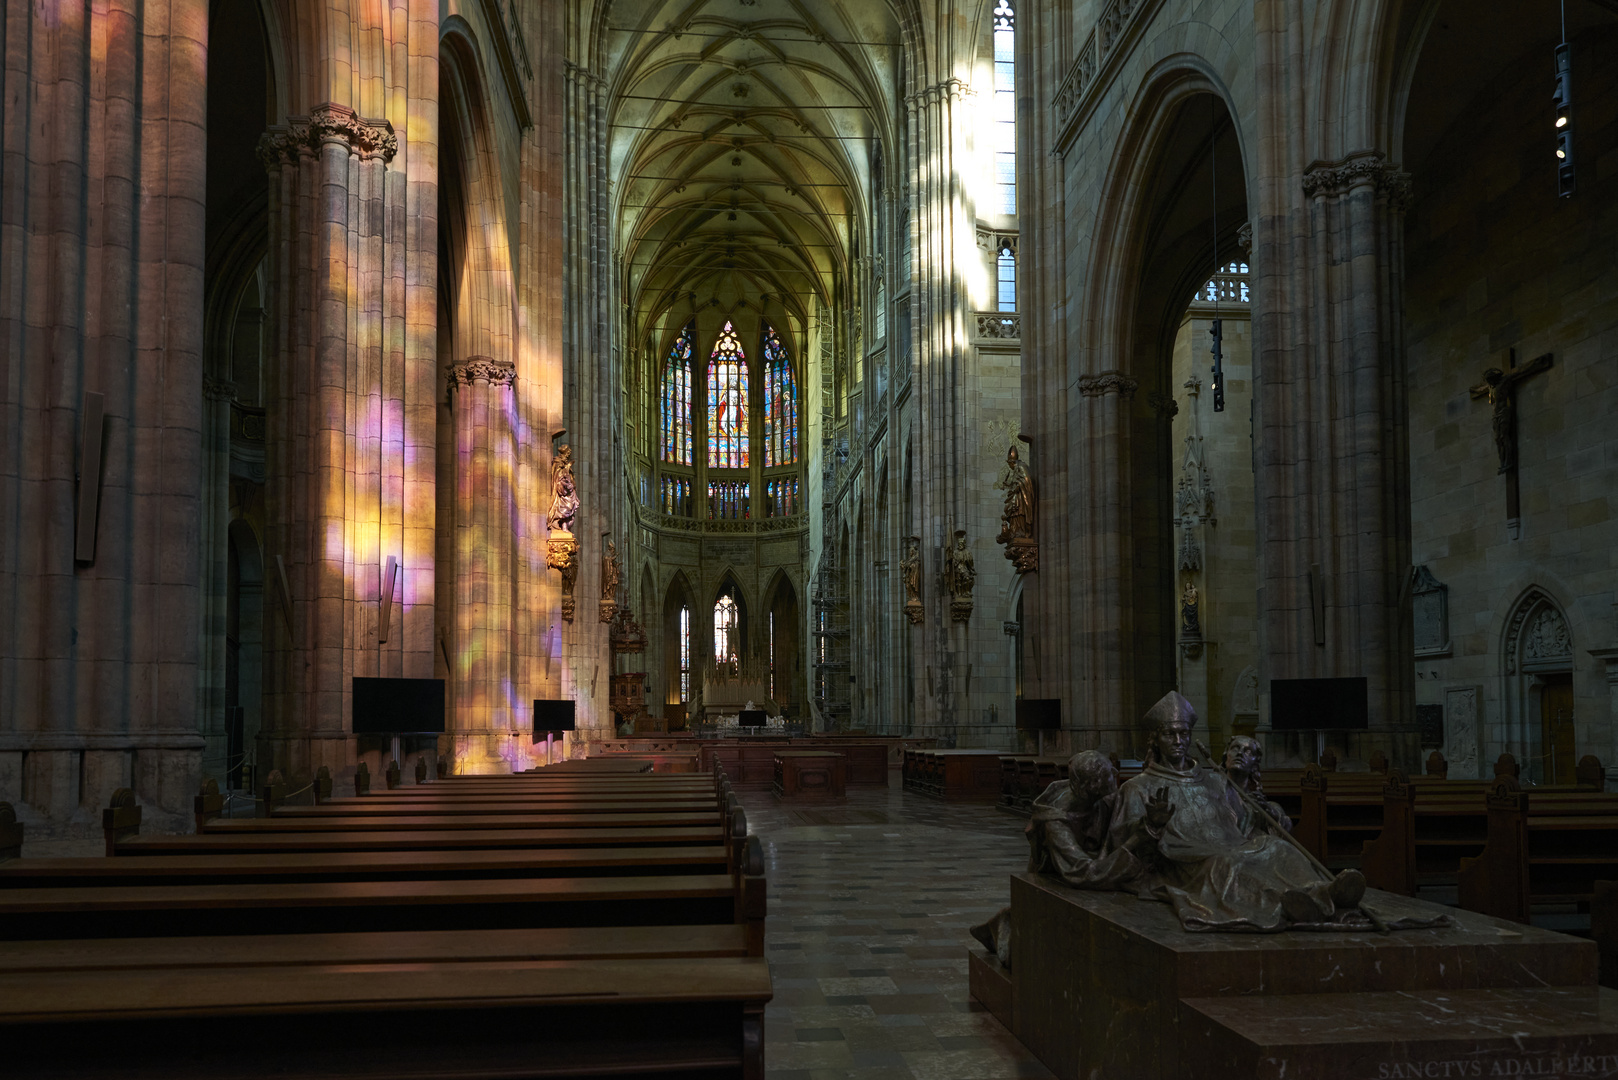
603,0,902,345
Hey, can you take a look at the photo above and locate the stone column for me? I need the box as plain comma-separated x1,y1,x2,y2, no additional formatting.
0,0,209,837
258,104,435,782
448,359,520,774
1075,372,1139,752
1256,151,1414,761
906,77,982,741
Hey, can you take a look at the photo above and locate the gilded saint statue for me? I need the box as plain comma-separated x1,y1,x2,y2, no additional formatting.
1180,579,1200,637
994,444,1035,544
548,442,579,534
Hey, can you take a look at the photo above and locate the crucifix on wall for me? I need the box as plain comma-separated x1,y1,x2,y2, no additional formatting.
1469,349,1552,538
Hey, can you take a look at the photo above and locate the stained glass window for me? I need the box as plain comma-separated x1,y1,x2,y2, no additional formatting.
678,606,690,702
765,478,799,518
661,476,692,517
715,594,738,664
992,0,1016,215
707,320,749,469
708,480,749,520
660,323,694,464
762,323,798,467
997,243,1017,311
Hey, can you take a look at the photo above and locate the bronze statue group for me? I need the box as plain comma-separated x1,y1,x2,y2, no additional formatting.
972,692,1447,960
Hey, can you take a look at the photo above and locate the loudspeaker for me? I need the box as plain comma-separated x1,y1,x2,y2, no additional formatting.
351,677,447,734
532,699,577,739
1270,677,1368,731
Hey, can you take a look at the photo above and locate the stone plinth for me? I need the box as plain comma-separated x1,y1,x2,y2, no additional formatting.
771,751,847,800
1005,872,1613,1080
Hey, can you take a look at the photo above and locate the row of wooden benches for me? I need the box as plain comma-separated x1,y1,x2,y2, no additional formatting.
0,756,772,1078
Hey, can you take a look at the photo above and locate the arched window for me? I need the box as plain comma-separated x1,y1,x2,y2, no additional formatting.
707,319,749,469
992,0,1016,215
762,323,799,467
660,322,694,464
714,593,739,664
996,242,1016,311
678,605,691,702
1196,261,1251,304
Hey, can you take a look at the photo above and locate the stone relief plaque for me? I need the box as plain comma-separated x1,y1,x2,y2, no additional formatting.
1443,687,1480,779
1412,565,1450,657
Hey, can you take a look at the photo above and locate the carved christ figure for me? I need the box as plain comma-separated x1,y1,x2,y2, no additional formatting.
1469,354,1552,474
995,444,1035,544
549,444,579,534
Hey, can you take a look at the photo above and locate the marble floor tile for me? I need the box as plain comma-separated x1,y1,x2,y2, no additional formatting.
746,782,1053,1080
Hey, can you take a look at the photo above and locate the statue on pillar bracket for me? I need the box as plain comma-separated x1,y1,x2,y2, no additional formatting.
599,536,622,623
902,536,923,625
994,436,1037,574
944,529,976,623
546,431,580,622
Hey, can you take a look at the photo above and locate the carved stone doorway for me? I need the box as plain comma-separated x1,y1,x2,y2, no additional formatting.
1502,588,1575,783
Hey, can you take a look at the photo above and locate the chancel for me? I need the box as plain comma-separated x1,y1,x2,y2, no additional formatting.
2,0,1617,1075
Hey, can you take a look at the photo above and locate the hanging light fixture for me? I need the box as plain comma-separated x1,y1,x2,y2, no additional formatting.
1208,98,1226,413
1553,32,1575,198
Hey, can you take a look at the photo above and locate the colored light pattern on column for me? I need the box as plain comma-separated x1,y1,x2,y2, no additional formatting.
762,322,798,466
707,319,748,468
661,323,694,464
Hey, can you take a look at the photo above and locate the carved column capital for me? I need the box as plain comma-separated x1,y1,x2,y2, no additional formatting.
1302,150,1410,209
448,357,518,390
1077,371,1139,399
307,103,398,161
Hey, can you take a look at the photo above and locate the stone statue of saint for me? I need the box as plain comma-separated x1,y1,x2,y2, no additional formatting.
549,443,579,534
995,444,1035,544
1180,579,1200,637
601,539,621,602
901,537,921,604
1108,692,1379,931
944,531,975,600
1221,735,1291,833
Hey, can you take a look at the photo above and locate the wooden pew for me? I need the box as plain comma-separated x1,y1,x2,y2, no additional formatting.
1458,778,1618,924
1359,757,1605,897
115,825,724,855
0,772,771,1077
0,957,771,1079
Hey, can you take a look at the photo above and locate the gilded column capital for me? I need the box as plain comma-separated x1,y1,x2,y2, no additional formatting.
448,357,518,390
1077,371,1139,399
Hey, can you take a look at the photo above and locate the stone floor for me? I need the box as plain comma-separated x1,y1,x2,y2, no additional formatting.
739,781,1052,1080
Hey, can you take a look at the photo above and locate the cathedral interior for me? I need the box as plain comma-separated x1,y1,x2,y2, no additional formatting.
1,0,1617,1074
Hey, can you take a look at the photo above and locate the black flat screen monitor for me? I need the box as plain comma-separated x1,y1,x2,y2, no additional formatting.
1269,677,1368,731
351,677,446,734
532,699,577,739
738,709,768,727
1015,698,1062,731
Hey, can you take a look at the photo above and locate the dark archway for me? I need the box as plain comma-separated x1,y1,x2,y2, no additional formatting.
763,572,802,717
1122,90,1250,735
